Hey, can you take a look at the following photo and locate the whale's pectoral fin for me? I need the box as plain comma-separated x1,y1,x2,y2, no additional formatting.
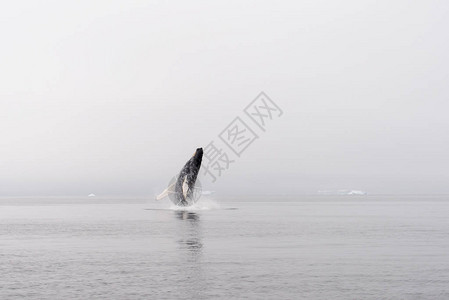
182,177,189,200
156,182,176,200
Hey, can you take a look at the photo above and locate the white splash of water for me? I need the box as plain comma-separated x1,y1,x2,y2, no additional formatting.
169,196,221,211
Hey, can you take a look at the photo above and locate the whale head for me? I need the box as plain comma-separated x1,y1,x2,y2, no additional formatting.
191,147,203,168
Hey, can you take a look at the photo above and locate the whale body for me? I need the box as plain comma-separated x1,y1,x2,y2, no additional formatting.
174,147,203,206
156,148,203,206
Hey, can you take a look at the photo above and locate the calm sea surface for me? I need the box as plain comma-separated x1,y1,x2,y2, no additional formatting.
1,195,449,299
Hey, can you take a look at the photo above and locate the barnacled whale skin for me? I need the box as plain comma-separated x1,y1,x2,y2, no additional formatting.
173,148,203,206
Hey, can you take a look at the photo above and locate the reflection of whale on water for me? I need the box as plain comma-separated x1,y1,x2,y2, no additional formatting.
156,148,203,206
173,210,204,297
175,211,202,251
175,211,199,221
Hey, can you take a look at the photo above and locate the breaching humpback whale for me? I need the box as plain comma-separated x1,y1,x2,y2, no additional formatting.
156,148,203,206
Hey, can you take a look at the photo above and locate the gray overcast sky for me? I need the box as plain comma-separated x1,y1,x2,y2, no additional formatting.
1,0,448,196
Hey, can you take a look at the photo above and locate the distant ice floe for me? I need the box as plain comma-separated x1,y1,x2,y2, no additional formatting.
88,193,96,197
318,190,367,195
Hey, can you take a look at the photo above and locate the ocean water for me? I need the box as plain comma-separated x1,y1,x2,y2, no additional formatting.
1,195,449,299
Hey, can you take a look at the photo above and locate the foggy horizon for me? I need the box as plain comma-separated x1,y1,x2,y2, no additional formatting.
1,1,448,197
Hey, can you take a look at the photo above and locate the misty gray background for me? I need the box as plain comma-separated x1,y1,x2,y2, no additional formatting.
1,1,448,196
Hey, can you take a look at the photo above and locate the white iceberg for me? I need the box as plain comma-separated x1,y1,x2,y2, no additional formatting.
318,190,367,195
